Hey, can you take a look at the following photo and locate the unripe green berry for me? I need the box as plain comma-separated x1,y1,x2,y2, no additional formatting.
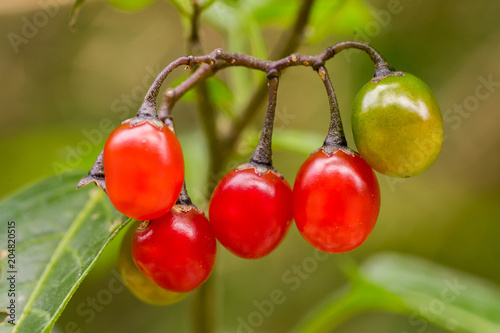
351,72,443,178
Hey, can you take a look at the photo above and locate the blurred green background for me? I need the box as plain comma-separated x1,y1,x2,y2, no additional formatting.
1,0,499,332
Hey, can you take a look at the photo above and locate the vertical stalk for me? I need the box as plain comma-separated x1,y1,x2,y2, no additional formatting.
192,276,216,333
316,66,347,150
186,2,219,333
250,75,280,167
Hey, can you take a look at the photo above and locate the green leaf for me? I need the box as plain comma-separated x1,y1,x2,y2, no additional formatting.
0,173,129,332
252,0,300,27
308,0,373,43
292,252,500,333
166,0,191,17
239,129,323,162
203,1,239,31
107,0,158,11
361,253,500,332
69,0,86,31
272,129,324,157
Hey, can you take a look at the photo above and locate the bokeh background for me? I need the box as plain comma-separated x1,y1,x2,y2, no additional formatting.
1,0,499,332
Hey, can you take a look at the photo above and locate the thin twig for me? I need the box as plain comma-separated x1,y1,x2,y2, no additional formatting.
153,43,389,115
185,2,219,333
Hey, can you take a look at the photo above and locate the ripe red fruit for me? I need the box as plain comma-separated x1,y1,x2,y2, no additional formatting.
132,205,216,293
293,148,380,253
103,121,184,220
209,165,293,259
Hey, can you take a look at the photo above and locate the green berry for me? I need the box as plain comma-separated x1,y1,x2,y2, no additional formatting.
351,72,443,178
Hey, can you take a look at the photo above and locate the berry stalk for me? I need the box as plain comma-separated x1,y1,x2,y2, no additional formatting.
250,74,280,168
316,66,347,150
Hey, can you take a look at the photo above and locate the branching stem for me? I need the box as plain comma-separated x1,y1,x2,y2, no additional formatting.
147,42,392,118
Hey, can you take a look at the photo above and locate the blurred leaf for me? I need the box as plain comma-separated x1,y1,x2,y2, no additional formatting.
108,0,158,11
199,0,217,10
218,0,239,4
252,0,300,27
251,0,372,38
239,129,323,161
167,0,191,17
0,173,129,332
202,1,239,31
292,252,500,333
202,1,263,107
361,253,500,332
69,0,86,31
308,0,373,43
272,129,324,157
172,75,234,118
245,13,268,61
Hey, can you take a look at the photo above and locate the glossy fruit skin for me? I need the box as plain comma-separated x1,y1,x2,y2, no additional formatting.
104,121,184,220
119,221,188,306
132,205,216,293
351,73,443,178
209,165,293,259
293,148,380,253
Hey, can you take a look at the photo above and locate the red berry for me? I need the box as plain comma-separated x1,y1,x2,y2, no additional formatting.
209,165,293,259
293,148,380,253
103,121,184,220
131,205,216,293
119,221,188,306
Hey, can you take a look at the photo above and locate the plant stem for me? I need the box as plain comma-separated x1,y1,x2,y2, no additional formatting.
185,3,219,333
83,41,393,199
250,75,280,167
151,42,391,118
192,276,216,333
332,41,395,77
316,66,347,149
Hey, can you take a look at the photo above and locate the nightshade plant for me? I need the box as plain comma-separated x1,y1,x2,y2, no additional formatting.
6,1,500,333
78,39,443,296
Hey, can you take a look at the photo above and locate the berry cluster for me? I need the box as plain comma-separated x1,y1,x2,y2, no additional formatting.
78,42,443,304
